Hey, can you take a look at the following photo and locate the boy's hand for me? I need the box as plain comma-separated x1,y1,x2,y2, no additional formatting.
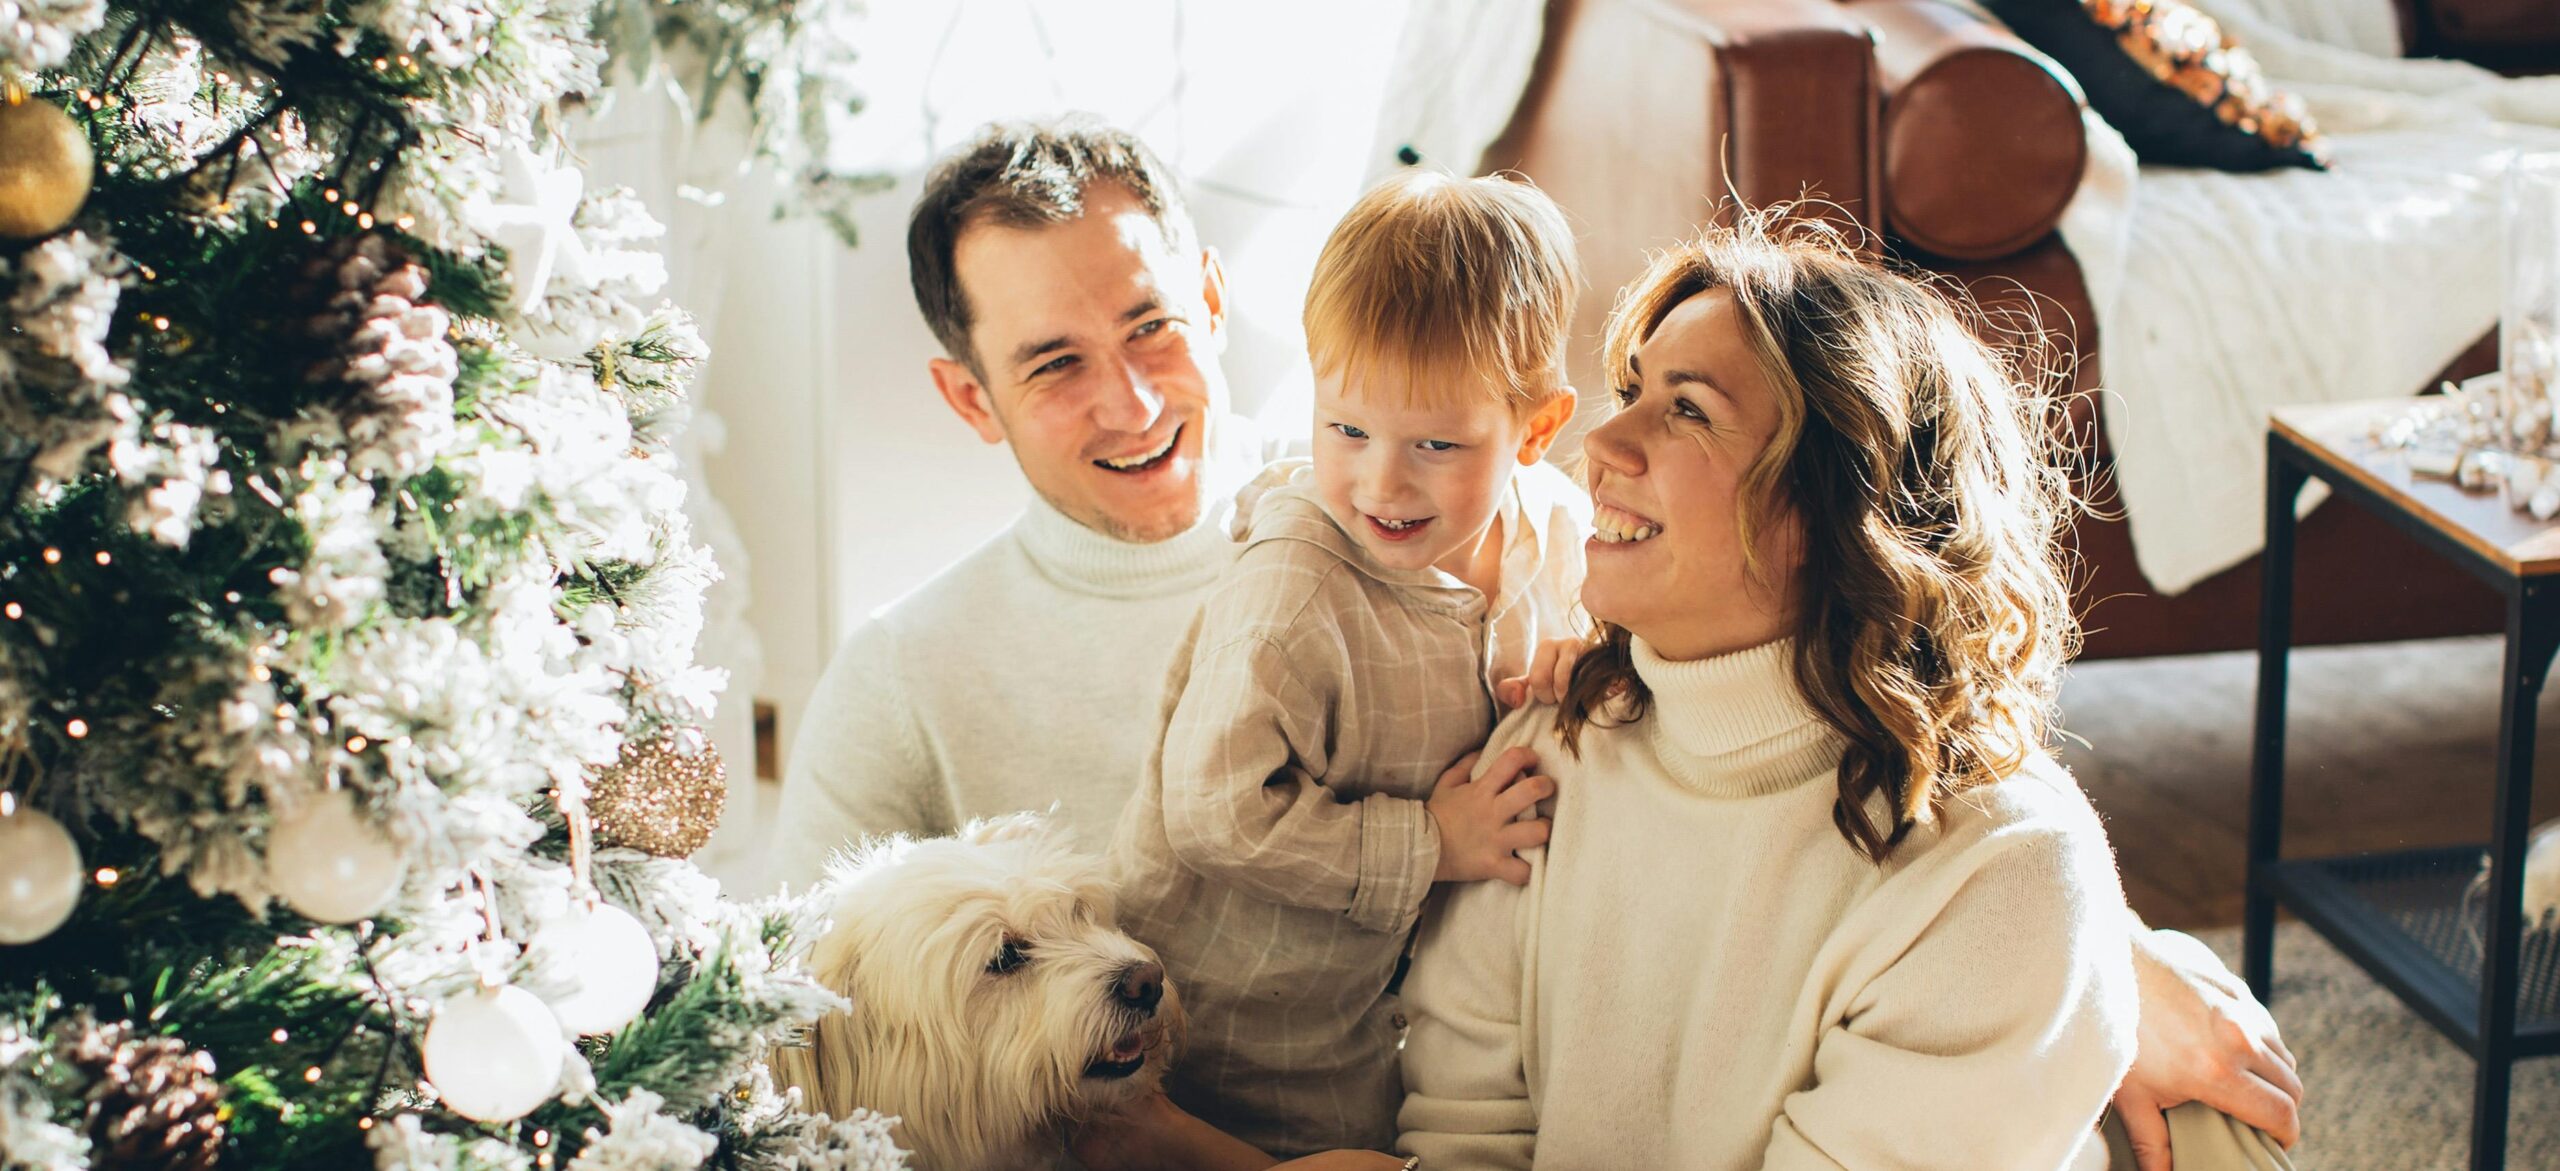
1496,637,1587,710
1428,745,1553,885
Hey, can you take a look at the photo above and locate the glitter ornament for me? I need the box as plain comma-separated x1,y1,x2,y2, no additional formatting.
543,898,660,1035
0,90,93,240
587,734,725,857
264,788,406,923
421,983,564,1123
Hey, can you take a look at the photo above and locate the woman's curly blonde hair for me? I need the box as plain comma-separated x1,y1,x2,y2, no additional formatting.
1557,215,2080,863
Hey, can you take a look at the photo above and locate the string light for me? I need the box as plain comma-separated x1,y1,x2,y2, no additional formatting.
250,663,271,681
347,735,369,752
302,1066,322,1083
40,547,59,564
152,317,170,331
93,550,110,565
358,213,375,229
3,602,19,619
325,188,340,202
65,718,88,739
272,1028,289,1043
300,220,317,235
358,1118,374,1131
94,867,118,886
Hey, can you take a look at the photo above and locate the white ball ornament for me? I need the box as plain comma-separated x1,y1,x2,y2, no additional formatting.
422,983,566,1123
265,788,406,923
0,798,81,945
545,899,660,1035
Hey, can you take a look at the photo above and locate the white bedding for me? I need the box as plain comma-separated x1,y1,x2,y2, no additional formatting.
2065,0,2560,593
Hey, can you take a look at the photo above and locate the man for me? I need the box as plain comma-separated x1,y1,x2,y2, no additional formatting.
770,118,1264,882
773,118,2300,1170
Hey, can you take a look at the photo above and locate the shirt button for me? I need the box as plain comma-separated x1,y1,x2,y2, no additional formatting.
1391,1012,1409,1030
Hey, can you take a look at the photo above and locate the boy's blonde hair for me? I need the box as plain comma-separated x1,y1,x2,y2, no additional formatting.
1302,170,1578,412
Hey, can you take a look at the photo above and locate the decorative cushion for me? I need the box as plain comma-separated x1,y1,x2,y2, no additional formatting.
1981,0,2328,171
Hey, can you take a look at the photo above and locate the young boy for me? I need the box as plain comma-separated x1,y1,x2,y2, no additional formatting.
1106,171,1589,1157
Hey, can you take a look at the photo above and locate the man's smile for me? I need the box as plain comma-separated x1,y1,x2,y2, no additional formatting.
1094,424,1183,474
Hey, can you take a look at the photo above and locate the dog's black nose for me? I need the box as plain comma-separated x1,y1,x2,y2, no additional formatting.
1115,961,1164,1013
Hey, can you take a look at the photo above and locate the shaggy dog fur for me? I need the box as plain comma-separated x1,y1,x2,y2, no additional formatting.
772,814,1181,1171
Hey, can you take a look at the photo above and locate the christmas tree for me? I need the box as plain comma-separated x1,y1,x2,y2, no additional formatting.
0,1,902,1168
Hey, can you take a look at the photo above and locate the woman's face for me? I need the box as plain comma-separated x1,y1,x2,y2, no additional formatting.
1581,289,1802,661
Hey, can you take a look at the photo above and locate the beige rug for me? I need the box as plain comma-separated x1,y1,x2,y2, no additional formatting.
2055,635,2560,1167
2193,923,2560,1169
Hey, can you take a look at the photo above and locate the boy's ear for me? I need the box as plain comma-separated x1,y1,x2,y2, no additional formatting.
1516,389,1578,465
930,356,1007,445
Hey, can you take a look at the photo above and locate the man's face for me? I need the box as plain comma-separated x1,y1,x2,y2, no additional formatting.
929,184,1229,545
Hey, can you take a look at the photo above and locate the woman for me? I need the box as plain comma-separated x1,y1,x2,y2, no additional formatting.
1394,221,2133,1169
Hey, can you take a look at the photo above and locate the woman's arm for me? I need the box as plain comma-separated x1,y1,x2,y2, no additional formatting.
1395,839,1541,1171
1070,1093,1406,1171
1763,818,2138,1171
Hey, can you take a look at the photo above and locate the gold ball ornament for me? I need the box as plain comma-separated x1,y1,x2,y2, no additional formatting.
0,92,93,240
586,734,725,857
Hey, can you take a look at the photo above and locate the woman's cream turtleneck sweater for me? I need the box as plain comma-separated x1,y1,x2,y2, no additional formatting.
1395,638,2137,1170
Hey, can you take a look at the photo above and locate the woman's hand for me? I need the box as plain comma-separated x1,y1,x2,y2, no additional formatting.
1270,1154,1410,1170
2113,928,2303,1170
1496,637,1586,710
1069,1091,1279,1171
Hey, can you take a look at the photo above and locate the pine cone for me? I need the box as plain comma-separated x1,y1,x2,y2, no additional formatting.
287,234,459,478
53,1014,227,1171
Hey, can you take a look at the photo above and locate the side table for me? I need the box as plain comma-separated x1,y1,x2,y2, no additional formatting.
2247,398,2560,1171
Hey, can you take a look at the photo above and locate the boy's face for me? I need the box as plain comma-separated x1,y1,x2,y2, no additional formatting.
1311,371,1572,579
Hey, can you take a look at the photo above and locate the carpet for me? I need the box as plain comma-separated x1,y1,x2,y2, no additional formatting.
2192,923,2560,1168
2055,635,2560,1166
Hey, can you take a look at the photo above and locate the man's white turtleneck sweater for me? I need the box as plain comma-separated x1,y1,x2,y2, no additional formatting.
1396,638,2138,1170
770,484,1244,885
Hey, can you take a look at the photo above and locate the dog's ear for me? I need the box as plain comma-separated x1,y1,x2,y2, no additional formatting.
957,810,1056,849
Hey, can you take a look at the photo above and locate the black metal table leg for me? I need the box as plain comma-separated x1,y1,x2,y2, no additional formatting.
2247,437,2308,1000
2471,580,2560,1171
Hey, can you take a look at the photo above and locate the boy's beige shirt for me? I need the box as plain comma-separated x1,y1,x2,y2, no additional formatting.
1106,457,1590,1157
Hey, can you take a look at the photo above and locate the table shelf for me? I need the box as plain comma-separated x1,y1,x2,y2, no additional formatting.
2264,846,2560,1059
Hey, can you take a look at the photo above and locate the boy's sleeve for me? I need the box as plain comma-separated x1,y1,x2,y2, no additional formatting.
769,620,958,890
1397,846,1539,1170
1761,821,2138,1170
1156,630,1441,935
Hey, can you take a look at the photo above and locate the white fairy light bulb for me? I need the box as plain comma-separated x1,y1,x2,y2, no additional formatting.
0,794,81,944
421,983,565,1122
265,788,406,923
544,898,660,1035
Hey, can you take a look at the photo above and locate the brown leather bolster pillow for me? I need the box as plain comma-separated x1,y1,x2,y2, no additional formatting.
1846,0,2087,262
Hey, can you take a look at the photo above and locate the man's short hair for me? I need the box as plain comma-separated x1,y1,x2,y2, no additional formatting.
1303,170,1578,413
907,118,1198,374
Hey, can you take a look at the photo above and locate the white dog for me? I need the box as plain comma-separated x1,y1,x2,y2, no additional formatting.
773,814,1181,1171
